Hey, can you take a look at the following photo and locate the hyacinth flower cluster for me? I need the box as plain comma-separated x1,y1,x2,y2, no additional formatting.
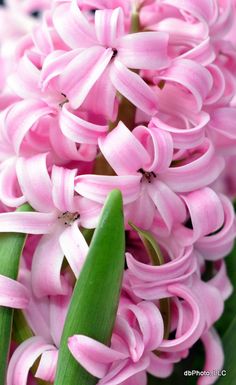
0,0,236,384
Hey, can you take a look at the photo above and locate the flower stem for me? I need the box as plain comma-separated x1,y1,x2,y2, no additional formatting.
131,4,141,33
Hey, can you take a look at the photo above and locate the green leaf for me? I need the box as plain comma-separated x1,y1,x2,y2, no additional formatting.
0,203,32,385
215,242,236,385
54,189,125,385
128,222,170,339
215,242,236,335
216,316,236,385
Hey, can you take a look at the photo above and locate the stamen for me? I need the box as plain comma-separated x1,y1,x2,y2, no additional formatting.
59,94,69,108
112,48,118,59
58,212,80,225
138,168,156,183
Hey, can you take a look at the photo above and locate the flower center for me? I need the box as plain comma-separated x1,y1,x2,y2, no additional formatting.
58,212,80,225
112,48,118,59
59,93,69,108
138,168,156,183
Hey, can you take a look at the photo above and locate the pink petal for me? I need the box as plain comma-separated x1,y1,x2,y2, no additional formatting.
19,268,52,342
110,60,158,116
7,337,55,385
31,225,68,297
113,316,142,361
31,16,54,55
179,38,216,66
52,0,96,49
16,154,54,212
174,187,225,246
208,261,233,301
98,121,150,175
60,103,108,144
40,49,82,91
78,197,102,228
0,159,26,207
192,278,224,328
68,335,127,378
95,7,124,46
60,46,113,109
209,0,233,38
150,112,209,150
59,221,88,278
51,165,77,213
153,18,208,44
0,274,29,309
0,212,56,234
127,302,164,351
100,356,150,385
198,329,224,385
117,32,169,70
155,83,199,118
148,180,187,232
161,139,225,192
133,125,173,173
148,353,174,378
208,107,236,139
81,66,117,120
126,184,156,229
75,174,141,204
49,289,72,347
7,54,41,99
119,371,147,385
35,349,58,383
5,100,53,155
159,284,205,352
126,247,195,300
204,65,225,105
156,59,213,112
162,0,218,24
49,119,97,162
126,247,193,282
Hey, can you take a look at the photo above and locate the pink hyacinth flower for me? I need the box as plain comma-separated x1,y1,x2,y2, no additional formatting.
68,301,173,384
41,2,170,115
0,153,88,297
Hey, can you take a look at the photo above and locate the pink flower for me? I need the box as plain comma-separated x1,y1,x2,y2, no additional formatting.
0,154,88,297
7,266,71,385
68,301,173,385
75,121,224,234
0,1,236,385
0,274,29,309
40,2,169,115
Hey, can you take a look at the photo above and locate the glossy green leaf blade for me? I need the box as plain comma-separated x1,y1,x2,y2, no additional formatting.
216,316,236,385
216,242,236,335
0,203,32,384
54,189,125,385
215,242,236,385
